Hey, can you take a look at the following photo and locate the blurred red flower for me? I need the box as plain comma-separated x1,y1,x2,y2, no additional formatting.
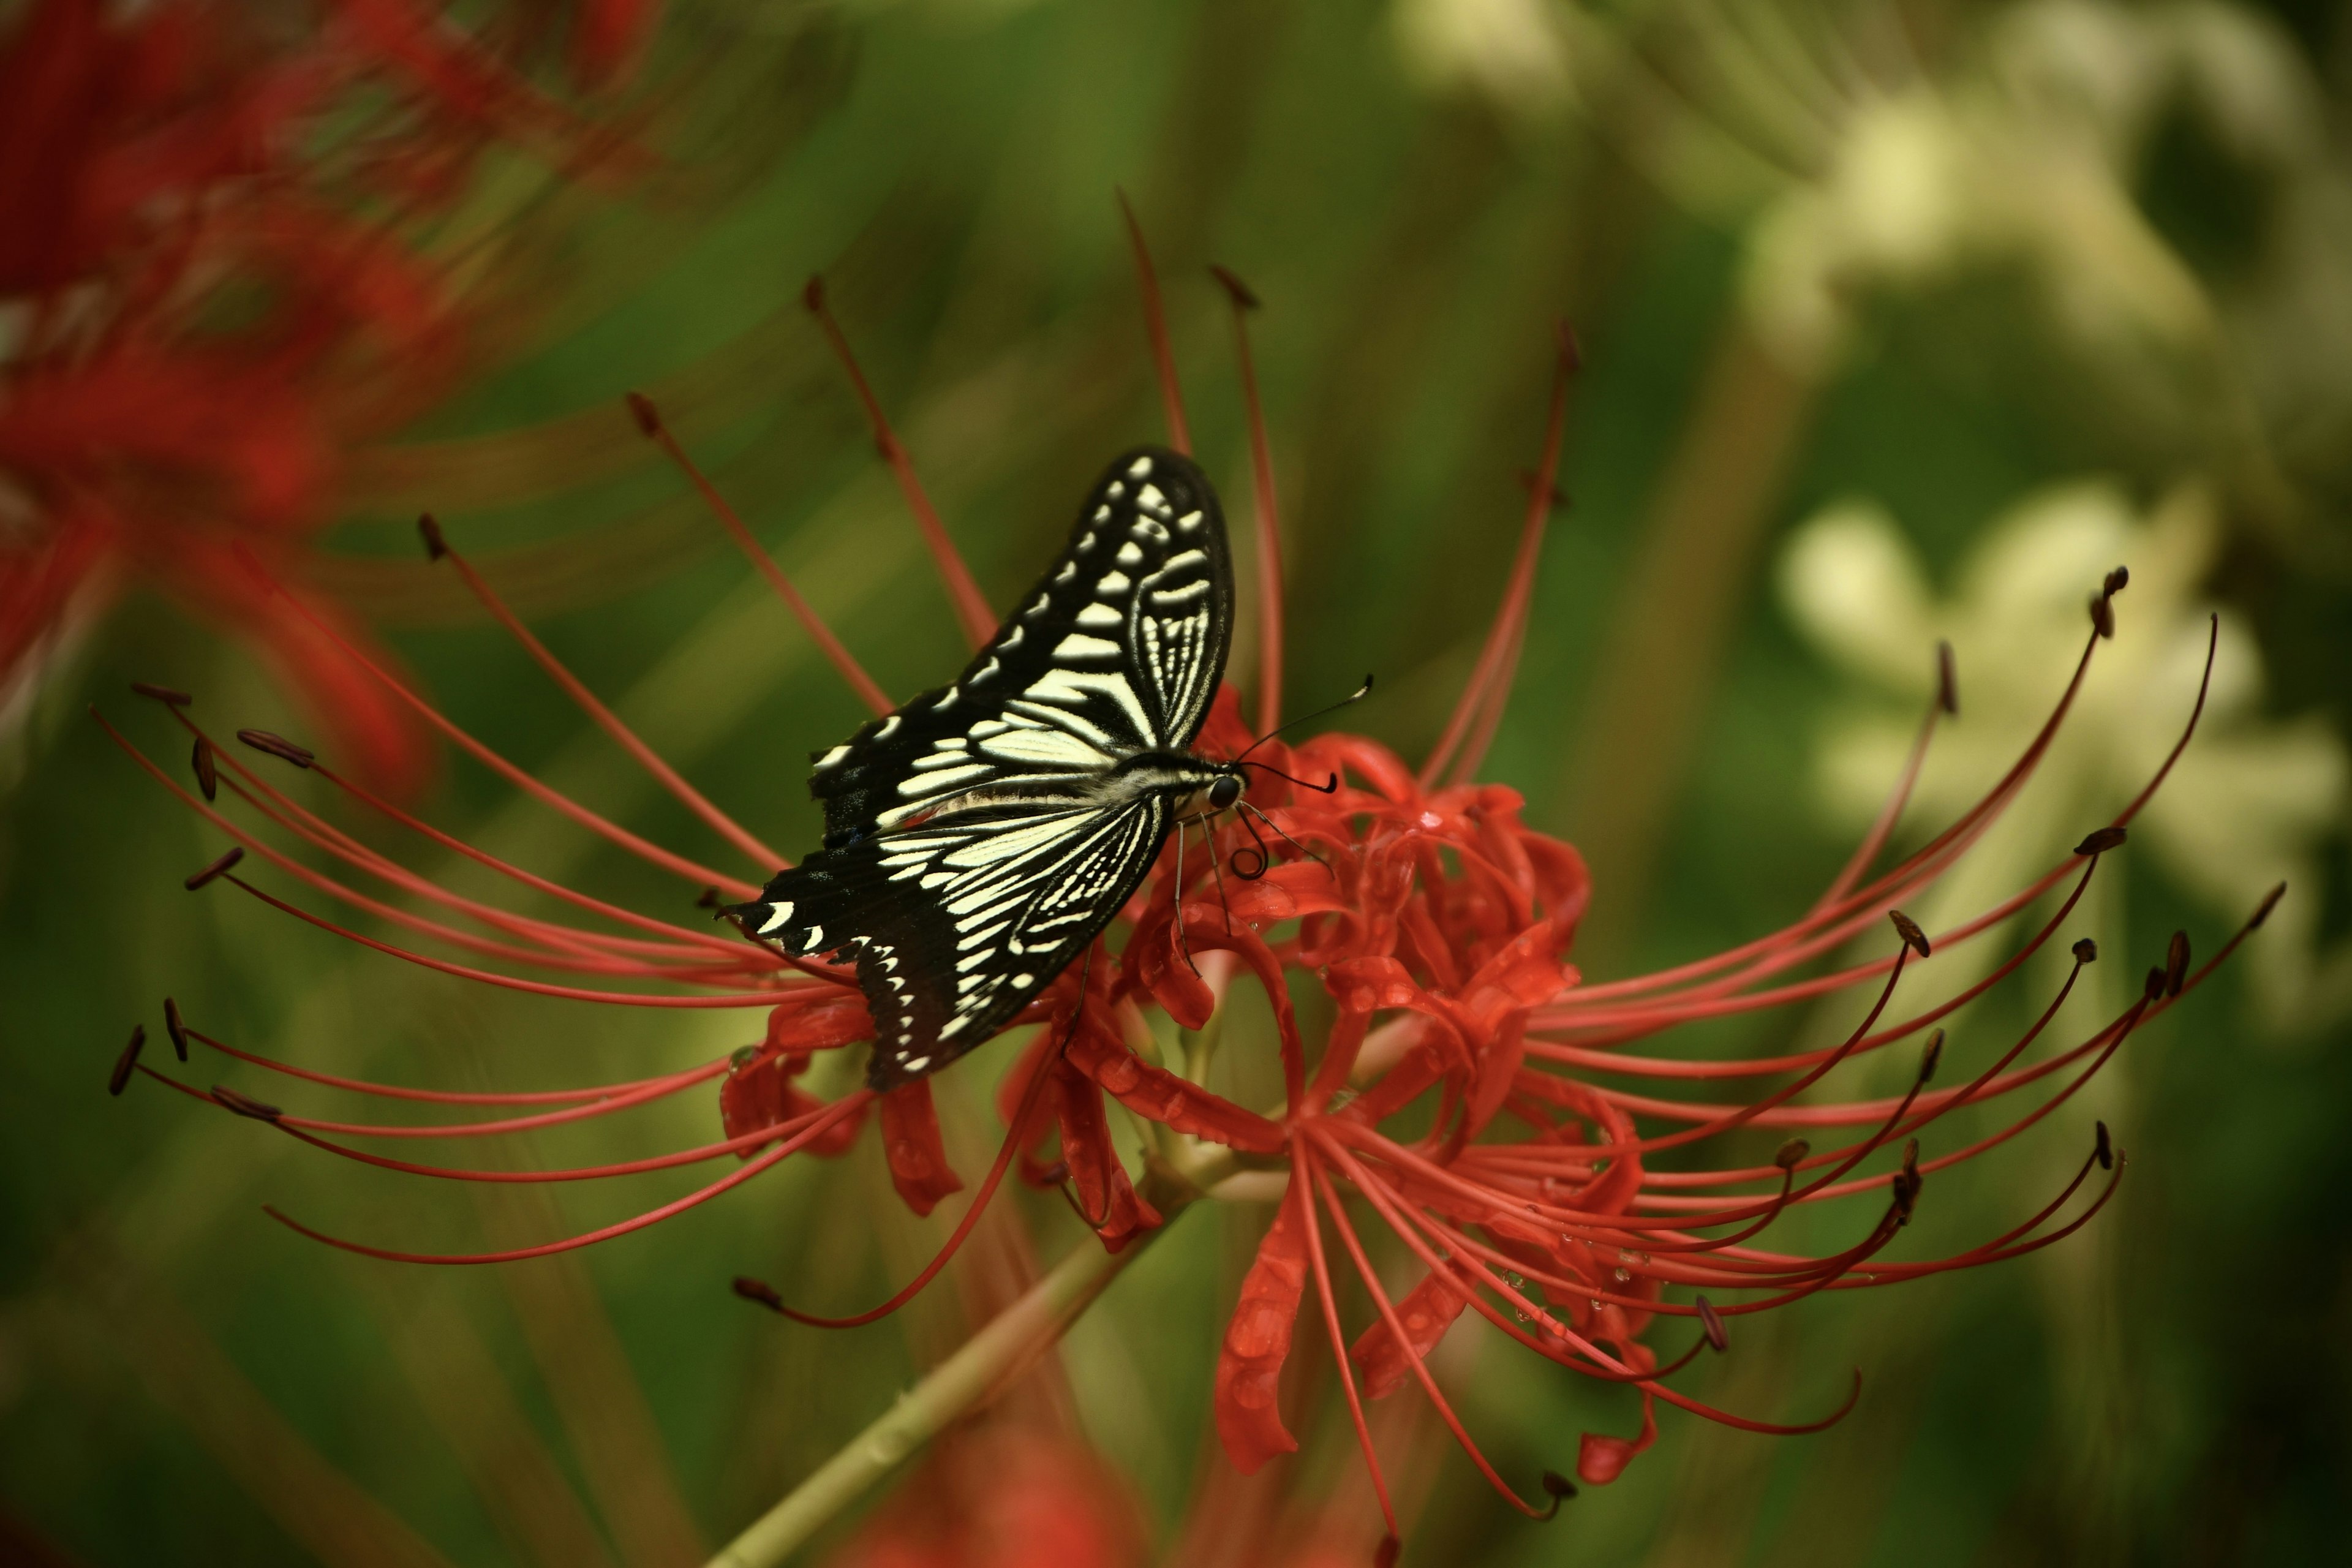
823,1428,1147,1568
1,0,652,794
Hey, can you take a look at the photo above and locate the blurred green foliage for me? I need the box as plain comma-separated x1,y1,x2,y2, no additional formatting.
4,1,2349,1565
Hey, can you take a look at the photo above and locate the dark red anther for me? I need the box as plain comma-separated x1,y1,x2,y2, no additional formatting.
625,390,662,437
2103,565,2130,598
1889,909,1931,957
1695,1296,1728,1354
2075,826,2127,856
2090,593,2115,639
696,886,723,909
1516,469,1570,509
108,1025,146,1096
1936,641,1958,716
2094,1121,2113,1171
131,682,192,706
1535,1469,1578,1521
1373,1536,1403,1567
209,1085,282,1121
732,1275,785,1311
1917,1028,1943,1085
802,274,826,313
2251,883,2286,928
236,729,314,767
184,846,244,890
190,737,217,801
164,997,189,1061
1209,263,1261,310
2071,937,2098,965
2143,967,2167,1003
2165,930,2191,997
1774,1137,1811,1170
1892,1144,1922,1224
418,513,448,561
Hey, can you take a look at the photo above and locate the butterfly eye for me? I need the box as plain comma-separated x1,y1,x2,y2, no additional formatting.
1208,774,1242,810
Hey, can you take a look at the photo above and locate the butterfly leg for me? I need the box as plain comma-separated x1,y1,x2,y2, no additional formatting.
1174,813,1210,977
1202,813,1235,936
1241,800,1333,876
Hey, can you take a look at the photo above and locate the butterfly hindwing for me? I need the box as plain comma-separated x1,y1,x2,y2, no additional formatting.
804,447,1229,846
755,795,1173,1086
730,446,1234,1087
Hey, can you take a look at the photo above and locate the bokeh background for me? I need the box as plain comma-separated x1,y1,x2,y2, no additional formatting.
5,0,2350,1563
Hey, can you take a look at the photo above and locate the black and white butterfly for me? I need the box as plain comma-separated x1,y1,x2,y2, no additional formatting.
728,448,1248,1089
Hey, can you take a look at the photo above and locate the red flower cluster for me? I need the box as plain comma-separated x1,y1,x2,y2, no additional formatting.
3,0,653,794
100,239,2275,1550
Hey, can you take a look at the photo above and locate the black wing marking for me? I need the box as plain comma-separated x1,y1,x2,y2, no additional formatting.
802,447,1231,848
738,794,1172,1088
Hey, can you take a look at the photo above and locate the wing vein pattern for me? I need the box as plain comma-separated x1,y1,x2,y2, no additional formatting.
728,447,1232,1087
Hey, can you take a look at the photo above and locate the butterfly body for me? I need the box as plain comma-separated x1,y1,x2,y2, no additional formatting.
728,447,1238,1089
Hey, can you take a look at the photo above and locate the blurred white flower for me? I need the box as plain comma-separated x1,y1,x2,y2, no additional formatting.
1781,478,2350,1036
1740,68,2214,375
1390,0,1574,119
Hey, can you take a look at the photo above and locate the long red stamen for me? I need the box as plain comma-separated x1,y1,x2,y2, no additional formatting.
1291,1151,1401,1540
217,872,792,1008
1212,264,1285,736
753,1002,1076,1328
1118,192,1191,456
622,394,895,716
429,529,786,870
183,1023,729,1107
139,1062,806,1168
105,715,739,973
1538,853,2098,1076
1809,652,1951,914
1422,323,1578,788
801,276,996,649
258,1090,875,1265
1308,1154,1549,1517
1561,614,2128,1009
231,557,760,894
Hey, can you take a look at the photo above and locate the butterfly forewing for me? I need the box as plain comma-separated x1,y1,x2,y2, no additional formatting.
731,447,1232,1087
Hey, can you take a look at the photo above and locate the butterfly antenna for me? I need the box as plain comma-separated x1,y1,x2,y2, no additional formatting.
1240,763,1339,795
1231,807,1272,880
1241,801,1332,875
1234,674,1374,764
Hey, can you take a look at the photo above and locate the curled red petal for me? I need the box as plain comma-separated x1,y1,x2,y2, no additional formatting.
764,990,873,1052
1054,1064,1161,1253
1063,1022,1284,1154
1324,956,1423,1015
719,1051,861,1158
1576,1389,1659,1485
1461,921,1576,1031
1215,1185,1310,1474
877,1079,963,1218
1349,1264,1471,1400
1223,861,1351,927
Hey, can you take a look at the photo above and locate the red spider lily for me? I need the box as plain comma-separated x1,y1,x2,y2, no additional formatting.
1,0,652,796
99,222,2280,1551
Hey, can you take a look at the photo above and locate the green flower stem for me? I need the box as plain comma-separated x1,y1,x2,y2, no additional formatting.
703,1155,1226,1568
